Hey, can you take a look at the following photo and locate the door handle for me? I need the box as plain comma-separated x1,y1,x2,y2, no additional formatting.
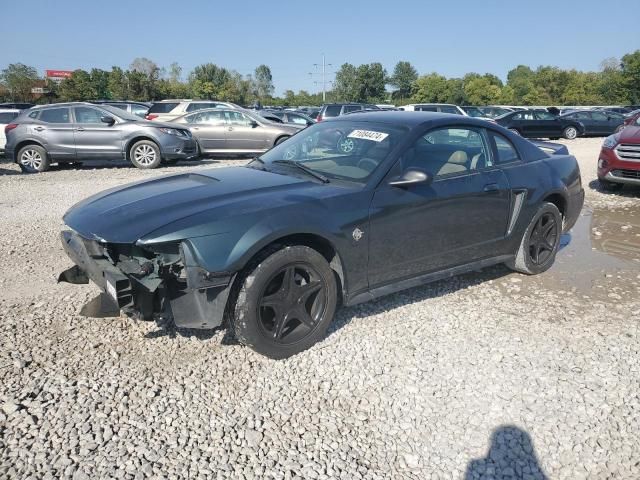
227,127,234,131
483,183,499,193
75,127,85,132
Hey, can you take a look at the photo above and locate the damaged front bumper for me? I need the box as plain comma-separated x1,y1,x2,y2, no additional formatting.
58,230,234,329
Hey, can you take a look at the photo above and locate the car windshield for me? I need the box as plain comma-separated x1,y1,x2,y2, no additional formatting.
464,107,485,117
99,105,141,121
257,120,407,183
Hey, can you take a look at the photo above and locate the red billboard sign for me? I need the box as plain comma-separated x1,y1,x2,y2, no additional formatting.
45,70,73,79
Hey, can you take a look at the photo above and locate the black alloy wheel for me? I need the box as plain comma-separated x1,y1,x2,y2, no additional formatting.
528,212,558,265
257,263,327,345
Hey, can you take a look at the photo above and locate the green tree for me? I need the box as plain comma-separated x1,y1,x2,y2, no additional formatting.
0,63,39,101
621,50,640,103
389,61,418,102
464,77,502,105
333,63,359,101
108,67,128,99
598,58,626,104
356,63,386,102
254,64,274,100
410,73,451,103
57,69,96,101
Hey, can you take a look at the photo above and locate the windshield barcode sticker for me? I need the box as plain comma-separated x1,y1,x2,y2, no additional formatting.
347,130,389,142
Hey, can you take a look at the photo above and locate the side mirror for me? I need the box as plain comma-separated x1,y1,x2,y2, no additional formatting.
249,120,259,128
389,168,431,187
101,116,115,125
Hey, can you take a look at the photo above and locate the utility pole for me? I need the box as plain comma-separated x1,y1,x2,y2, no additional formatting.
310,54,332,102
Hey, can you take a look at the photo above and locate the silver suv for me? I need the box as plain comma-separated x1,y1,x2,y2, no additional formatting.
5,102,197,172
146,99,240,122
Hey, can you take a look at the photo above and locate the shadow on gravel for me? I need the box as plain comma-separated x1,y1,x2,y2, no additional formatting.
465,425,549,480
328,265,510,336
587,179,640,195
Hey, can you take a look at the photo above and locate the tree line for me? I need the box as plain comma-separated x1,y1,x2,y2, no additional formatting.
1,50,639,107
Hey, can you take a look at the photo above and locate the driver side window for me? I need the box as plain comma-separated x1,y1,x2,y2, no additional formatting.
403,127,491,178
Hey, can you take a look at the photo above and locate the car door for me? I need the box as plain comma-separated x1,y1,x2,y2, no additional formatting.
189,110,227,151
224,111,266,151
534,111,561,138
591,111,616,135
571,111,594,135
368,126,511,287
72,106,124,160
36,107,76,161
509,112,533,136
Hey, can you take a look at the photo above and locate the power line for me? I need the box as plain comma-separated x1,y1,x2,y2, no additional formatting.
308,54,333,102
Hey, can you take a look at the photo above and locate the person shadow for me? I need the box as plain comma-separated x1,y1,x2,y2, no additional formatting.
464,425,549,480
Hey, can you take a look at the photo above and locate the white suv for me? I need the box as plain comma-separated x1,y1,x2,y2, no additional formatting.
146,99,240,122
0,109,20,152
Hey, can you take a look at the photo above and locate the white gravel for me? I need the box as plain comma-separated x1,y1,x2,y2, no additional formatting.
1,141,639,479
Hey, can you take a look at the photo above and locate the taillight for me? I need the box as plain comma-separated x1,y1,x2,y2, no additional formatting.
4,123,18,135
146,114,158,120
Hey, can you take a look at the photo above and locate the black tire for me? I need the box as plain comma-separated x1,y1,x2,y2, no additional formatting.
599,179,624,191
562,126,578,140
507,202,562,275
129,140,161,169
275,135,290,146
231,245,338,359
508,128,520,136
17,144,50,173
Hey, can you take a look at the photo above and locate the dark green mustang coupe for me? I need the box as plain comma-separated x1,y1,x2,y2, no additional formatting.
59,112,584,358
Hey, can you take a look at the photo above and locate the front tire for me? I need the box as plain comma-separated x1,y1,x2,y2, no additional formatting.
507,202,562,275
599,179,624,191
129,140,161,169
18,145,50,173
562,126,578,140
231,245,338,359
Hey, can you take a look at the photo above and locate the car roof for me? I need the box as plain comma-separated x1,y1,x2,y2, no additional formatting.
0,108,20,113
327,110,484,126
30,102,95,109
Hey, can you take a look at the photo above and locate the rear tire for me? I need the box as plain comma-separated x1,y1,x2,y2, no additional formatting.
275,135,290,146
508,128,521,136
129,140,161,169
231,245,338,359
17,145,50,173
507,202,562,275
562,126,578,140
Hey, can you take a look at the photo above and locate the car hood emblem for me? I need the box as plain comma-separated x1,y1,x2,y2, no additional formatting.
352,227,364,241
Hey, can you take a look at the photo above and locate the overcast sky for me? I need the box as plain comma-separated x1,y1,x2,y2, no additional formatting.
4,0,639,95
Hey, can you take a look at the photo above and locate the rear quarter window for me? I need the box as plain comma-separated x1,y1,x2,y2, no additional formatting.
0,112,18,123
491,132,520,164
148,102,179,114
323,105,341,117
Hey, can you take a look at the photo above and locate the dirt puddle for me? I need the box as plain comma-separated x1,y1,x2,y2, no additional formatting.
505,207,640,300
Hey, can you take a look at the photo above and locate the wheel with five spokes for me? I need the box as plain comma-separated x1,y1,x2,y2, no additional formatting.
508,202,562,274
129,140,162,169
232,245,338,359
18,144,50,173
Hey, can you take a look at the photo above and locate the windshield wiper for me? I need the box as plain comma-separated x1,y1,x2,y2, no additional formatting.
247,156,268,171
272,160,330,183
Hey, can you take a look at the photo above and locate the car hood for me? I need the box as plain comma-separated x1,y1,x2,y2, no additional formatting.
618,125,640,142
63,166,311,244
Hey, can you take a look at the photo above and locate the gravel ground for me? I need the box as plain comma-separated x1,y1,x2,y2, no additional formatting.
1,139,639,480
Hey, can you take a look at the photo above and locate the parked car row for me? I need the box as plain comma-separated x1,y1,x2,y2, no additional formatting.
2,101,306,172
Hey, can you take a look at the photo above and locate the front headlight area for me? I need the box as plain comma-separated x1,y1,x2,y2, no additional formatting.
157,127,191,138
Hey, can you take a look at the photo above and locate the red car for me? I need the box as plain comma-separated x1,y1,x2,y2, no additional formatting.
622,109,640,128
598,119,640,190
